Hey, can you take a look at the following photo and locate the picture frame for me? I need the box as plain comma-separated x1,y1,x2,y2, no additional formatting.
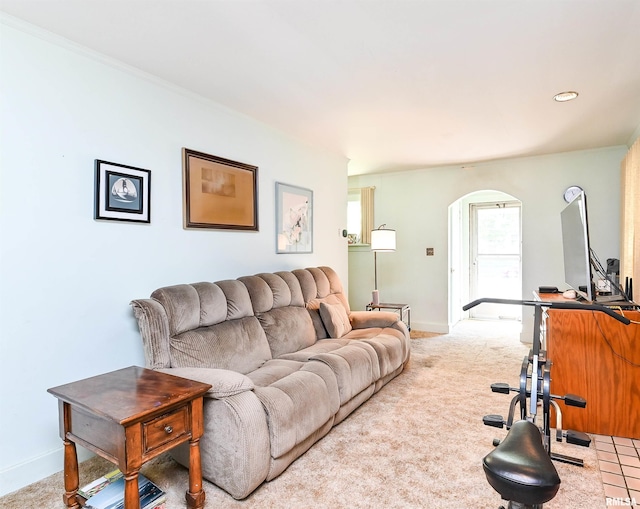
94,160,151,223
183,148,258,231
275,182,313,253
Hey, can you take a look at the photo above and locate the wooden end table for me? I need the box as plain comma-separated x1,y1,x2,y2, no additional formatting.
48,366,211,509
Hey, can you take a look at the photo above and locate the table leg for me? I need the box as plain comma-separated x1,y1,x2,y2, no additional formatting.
186,438,206,509
61,401,80,509
124,471,141,509
62,437,80,509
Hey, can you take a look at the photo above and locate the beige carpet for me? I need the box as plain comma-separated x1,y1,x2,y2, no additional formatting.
0,321,606,509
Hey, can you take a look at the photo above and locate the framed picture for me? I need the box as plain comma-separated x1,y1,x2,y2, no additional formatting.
276,182,313,253
94,160,151,223
183,148,258,231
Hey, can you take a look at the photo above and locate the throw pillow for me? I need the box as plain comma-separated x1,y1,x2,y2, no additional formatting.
319,302,353,338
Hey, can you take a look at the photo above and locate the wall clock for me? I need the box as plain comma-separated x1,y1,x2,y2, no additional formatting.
563,185,583,203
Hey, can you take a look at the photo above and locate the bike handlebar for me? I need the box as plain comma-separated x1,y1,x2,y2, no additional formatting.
462,297,631,325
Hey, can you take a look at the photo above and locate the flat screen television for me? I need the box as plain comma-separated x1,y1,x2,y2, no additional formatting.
560,191,594,301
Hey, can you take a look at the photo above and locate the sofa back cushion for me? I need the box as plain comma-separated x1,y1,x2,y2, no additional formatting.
239,273,317,357
132,267,349,372
293,267,351,339
171,316,272,374
256,307,317,358
151,284,203,336
150,280,272,374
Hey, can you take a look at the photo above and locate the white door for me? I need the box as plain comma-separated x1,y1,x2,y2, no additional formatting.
470,202,522,321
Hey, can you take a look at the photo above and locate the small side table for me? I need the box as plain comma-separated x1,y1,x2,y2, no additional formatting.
366,302,411,331
48,366,211,509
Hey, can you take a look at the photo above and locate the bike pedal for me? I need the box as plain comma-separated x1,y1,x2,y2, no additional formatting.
564,393,587,408
566,430,591,447
483,414,505,428
490,383,511,394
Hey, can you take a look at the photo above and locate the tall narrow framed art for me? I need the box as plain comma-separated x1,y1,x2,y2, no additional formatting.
275,182,313,253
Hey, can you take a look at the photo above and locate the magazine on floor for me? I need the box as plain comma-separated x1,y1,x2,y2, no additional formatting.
83,472,165,509
78,469,123,499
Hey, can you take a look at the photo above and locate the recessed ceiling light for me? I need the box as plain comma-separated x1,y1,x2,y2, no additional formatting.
553,91,579,102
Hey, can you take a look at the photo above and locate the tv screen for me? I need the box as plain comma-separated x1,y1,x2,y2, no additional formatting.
561,191,594,301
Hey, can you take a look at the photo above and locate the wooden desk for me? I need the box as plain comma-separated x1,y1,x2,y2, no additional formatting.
539,294,640,438
48,366,211,509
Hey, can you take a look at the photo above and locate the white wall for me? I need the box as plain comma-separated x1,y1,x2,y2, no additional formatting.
348,146,627,338
0,18,348,496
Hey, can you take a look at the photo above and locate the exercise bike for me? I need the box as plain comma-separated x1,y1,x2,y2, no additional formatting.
462,298,630,509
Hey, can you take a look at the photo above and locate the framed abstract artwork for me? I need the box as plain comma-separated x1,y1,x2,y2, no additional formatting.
275,182,313,253
182,148,258,231
94,160,151,223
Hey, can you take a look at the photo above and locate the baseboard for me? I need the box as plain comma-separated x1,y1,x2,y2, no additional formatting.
411,321,450,334
0,445,94,497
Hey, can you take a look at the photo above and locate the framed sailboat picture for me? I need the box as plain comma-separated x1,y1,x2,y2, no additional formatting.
94,160,151,223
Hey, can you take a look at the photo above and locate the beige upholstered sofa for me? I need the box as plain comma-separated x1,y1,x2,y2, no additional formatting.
130,266,410,499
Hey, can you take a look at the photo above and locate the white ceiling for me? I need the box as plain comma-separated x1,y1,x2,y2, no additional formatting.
2,0,640,175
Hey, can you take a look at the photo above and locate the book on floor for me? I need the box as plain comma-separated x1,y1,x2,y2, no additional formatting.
83,472,165,509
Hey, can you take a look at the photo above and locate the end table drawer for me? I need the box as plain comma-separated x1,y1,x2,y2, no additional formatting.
143,407,190,453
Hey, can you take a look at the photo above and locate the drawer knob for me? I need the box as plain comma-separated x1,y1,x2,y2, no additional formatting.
164,425,173,434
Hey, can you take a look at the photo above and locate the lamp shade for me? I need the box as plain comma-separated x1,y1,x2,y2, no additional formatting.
370,227,396,252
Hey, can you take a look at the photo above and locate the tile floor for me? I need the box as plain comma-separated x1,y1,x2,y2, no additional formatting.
593,434,640,508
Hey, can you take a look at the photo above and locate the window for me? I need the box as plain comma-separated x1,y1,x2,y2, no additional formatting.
347,187,374,244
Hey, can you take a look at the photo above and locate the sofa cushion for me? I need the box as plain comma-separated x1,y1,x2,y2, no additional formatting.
250,359,340,458
151,284,203,336
239,275,278,312
276,338,350,361
319,302,352,338
240,273,317,356
273,271,306,306
150,280,256,337
344,327,410,377
257,307,317,358
192,282,228,326
311,342,379,404
170,316,272,374
157,367,254,398
217,280,255,320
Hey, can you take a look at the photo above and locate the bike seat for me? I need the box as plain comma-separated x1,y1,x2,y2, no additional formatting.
483,420,561,505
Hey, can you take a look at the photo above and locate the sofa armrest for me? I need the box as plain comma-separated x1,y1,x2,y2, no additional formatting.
349,310,400,329
157,367,255,399
130,298,172,370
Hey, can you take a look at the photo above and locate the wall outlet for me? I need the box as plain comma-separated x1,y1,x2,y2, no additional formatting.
426,248,434,256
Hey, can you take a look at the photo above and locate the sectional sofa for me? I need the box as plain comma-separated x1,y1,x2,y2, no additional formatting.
130,266,410,499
